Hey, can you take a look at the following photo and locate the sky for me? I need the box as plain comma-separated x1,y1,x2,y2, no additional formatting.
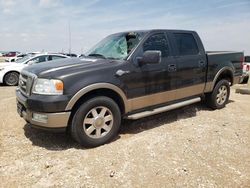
0,0,250,55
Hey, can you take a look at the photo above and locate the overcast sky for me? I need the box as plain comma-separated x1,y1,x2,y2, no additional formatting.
0,0,250,55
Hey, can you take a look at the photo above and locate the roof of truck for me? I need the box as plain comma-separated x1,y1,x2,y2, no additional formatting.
113,29,196,35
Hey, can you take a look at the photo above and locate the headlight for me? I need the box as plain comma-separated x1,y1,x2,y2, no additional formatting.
32,78,64,95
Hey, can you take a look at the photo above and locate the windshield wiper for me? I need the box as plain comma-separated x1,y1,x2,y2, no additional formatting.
106,57,120,60
88,53,106,59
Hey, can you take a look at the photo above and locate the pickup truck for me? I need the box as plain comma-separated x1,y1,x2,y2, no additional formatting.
16,29,244,147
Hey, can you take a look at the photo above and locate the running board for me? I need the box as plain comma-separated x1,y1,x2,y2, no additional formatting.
126,97,201,120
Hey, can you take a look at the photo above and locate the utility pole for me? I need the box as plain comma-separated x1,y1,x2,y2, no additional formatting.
68,20,71,54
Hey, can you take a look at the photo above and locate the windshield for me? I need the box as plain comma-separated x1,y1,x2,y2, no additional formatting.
15,55,33,63
85,32,145,60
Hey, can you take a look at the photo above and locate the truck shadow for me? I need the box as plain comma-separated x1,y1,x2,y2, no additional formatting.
23,125,82,150
23,101,234,151
121,104,201,135
120,100,235,135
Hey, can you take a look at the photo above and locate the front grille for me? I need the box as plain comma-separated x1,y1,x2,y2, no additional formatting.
19,71,36,96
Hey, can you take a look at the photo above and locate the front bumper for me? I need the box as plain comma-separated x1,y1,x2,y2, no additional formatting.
16,88,71,130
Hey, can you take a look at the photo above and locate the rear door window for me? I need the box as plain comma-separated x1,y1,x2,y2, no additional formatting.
174,33,199,56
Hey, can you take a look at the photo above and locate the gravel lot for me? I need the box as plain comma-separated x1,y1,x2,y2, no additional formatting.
0,86,250,187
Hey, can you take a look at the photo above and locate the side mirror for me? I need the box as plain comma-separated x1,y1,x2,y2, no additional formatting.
138,50,161,66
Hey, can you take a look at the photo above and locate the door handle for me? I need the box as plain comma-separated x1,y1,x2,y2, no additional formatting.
198,61,205,67
168,64,177,72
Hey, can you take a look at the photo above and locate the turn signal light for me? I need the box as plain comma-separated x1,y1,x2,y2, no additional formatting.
55,81,64,91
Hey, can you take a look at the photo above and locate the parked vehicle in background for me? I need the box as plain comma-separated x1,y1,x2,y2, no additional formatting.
0,53,68,86
3,51,20,57
5,57,16,62
78,54,85,58
0,51,7,56
28,52,43,56
0,52,7,62
17,53,28,59
240,56,250,83
16,29,243,147
61,53,78,57
5,53,28,62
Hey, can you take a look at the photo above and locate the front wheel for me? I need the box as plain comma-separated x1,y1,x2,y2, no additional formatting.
4,72,19,86
206,79,230,109
71,96,121,147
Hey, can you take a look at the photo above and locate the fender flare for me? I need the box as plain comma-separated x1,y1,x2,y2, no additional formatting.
211,66,234,88
65,83,129,112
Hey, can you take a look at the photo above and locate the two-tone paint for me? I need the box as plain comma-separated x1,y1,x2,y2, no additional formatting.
16,29,244,130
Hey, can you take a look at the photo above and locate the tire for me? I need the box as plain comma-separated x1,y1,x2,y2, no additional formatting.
242,76,249,84
4,72,19,86
206,79,230,110
71,96,121,147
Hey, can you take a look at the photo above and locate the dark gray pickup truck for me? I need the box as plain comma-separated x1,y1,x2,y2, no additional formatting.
16,29,244,147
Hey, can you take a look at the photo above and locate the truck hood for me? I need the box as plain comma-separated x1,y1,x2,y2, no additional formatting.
23,57,124,77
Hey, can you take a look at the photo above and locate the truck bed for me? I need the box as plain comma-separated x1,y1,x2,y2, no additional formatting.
206,51,244,85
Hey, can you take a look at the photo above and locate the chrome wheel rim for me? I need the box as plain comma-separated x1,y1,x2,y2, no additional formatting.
216,85,227,105
83,106,113,139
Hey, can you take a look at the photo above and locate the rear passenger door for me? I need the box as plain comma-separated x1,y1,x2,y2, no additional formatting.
169,32,207,99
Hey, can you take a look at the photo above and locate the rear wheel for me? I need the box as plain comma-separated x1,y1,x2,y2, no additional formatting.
4,72,19,86
206,79,230,109
71,96,121,147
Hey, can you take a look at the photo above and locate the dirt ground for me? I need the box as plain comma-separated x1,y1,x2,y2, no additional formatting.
0,86,250,187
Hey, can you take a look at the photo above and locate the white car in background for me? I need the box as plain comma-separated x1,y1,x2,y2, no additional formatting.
5,53,29,62
240,56,250,83
0,53,68,86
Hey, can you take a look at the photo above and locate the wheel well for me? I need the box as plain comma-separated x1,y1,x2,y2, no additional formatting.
67,88,125,128
4,71,20,76
215,70,233,86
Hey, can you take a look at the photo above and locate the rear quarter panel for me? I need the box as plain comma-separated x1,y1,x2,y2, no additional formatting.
206,52,243,84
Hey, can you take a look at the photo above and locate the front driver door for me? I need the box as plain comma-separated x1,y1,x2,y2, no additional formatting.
122,32,177,111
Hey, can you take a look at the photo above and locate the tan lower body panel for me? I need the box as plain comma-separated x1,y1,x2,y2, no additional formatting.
127,97,201,120
21,110,71,128
127,84,205,112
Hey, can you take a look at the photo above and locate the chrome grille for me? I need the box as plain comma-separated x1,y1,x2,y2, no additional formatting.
19,71,36,96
